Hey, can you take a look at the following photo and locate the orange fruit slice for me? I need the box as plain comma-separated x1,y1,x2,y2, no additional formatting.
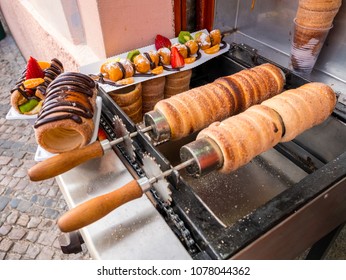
37,61,51,70
204,44,220,54
151,66,163,75
23,78,45,89
184,57,196,64
116,77,135,85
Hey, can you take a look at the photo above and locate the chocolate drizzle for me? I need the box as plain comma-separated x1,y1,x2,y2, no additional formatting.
89,73,121,87
196,48,202,61
161,64,182,71
37,58,64,95
10,69,38,100
143,52,156,70
133,72,156,77
219,40,227,50
10,69,25,94
116,62,127,79
46,72,95,97
185,45,191,58
34,72,96,129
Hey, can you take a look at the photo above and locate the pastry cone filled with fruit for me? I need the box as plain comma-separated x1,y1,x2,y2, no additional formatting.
10,57,64,115
34,72,97,154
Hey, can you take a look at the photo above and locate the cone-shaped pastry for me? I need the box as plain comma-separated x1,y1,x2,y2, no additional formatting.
108,83,142,123
197,105,284,173
34,72,97,153
196,82,336,173
261,82,336,141
164,69,192,98
295,0,341,28
153,63,285,140
296,6,340,28
299,0,342,12
10,57,64,115
142,77,165,114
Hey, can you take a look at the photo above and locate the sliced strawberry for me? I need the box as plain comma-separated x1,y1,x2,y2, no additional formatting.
25,56,44,80
170,47,185,69
155,34,171,50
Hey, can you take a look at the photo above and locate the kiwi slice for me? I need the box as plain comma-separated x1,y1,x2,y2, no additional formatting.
19,99,39,113
127,49,140,62
178,31,192,44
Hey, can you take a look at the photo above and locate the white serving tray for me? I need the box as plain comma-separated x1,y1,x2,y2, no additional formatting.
80,29,230,93
34,96,102,162
6,107,38,125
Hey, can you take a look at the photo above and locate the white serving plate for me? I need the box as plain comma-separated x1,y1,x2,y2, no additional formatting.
6,107,38,125
80,29,230,93
34,96,102,162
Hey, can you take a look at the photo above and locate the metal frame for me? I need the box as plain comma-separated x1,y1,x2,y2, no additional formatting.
92,46,346,259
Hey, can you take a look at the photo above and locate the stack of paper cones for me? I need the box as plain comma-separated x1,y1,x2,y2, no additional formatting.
108,83,143,123
142,76,166,114
164,69,192,99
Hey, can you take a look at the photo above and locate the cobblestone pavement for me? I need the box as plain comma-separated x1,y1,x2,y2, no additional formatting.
0,19,90,260
1,16,345,261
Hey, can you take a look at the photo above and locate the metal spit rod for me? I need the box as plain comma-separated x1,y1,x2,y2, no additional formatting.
28,108,220,182
57,156,212,233
56,137,224,233
106,124,154,147
27,110,171,182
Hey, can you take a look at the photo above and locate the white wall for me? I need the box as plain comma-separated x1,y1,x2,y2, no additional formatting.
28,0,85,44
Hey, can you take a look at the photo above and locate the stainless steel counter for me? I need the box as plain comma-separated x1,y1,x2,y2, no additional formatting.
56,149,191,260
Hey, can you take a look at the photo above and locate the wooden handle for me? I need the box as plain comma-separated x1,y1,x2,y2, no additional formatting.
57,180,143,232
28,141,105,181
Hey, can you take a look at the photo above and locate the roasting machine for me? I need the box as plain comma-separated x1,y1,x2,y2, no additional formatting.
56,1,346,259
